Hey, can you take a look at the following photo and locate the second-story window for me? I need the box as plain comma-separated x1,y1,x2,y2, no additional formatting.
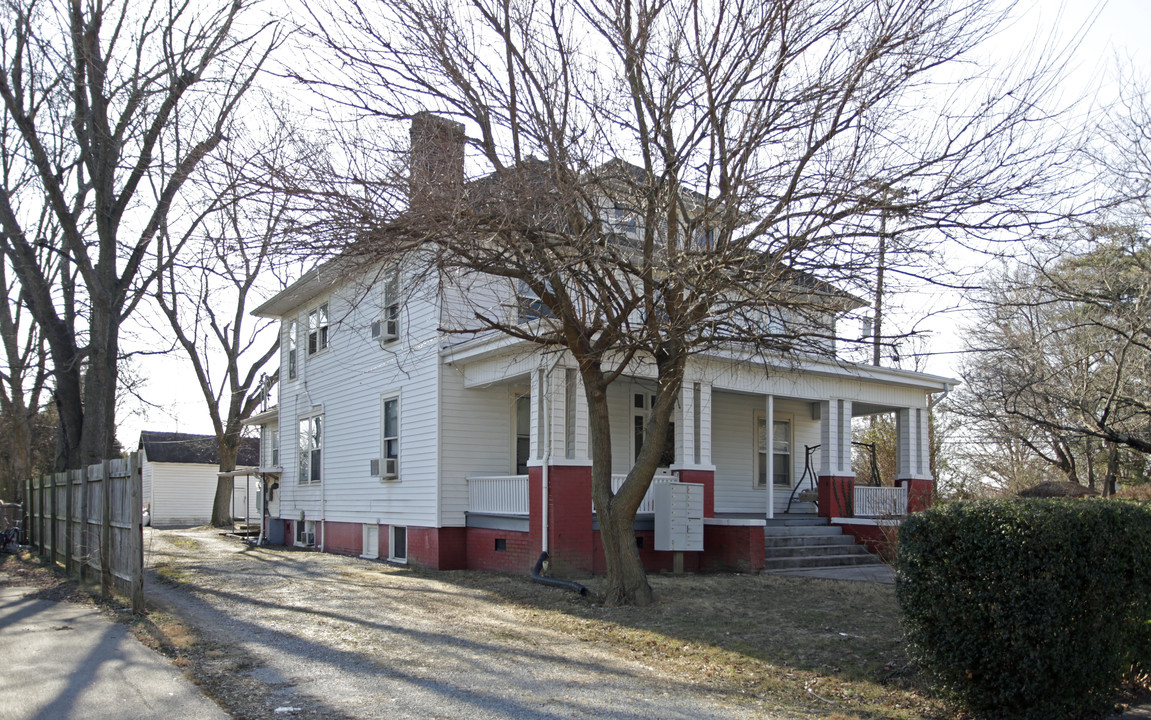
373,267,401,343
288,320,298,379
308,302,329,355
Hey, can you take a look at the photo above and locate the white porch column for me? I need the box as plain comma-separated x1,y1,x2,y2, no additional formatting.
672,380,712,469
529,366,563,462
766,394,775,520
818,399,855,478
895,407,932,481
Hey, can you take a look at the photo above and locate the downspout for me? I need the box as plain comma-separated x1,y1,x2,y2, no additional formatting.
532,551,588,595
540,355,563,554
529,355,589,595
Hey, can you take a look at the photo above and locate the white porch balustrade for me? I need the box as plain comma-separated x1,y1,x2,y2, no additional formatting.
597,474,678,515
467,475,530,515
853,485,908,517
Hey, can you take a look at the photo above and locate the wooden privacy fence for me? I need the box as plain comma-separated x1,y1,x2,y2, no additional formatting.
24,453,144,612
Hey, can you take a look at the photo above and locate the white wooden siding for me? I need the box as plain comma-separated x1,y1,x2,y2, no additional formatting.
274,263,442,530
711,393,821,515
438,370,522,526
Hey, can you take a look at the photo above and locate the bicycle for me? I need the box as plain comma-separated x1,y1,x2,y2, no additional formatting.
0,504,22,551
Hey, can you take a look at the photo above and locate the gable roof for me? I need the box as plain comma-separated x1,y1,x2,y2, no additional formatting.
138,431,260,467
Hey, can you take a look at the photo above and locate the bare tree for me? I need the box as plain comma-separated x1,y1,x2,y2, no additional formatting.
154,115,297,527
293,0,1077,604
0,0,279,469
956,227,1151,494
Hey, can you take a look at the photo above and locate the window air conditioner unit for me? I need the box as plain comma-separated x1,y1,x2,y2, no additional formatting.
302,531,315,547
371,320,398,344
369,458,380,477
382,457,398,478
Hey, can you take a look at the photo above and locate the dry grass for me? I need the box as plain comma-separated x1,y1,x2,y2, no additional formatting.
427,568,943,719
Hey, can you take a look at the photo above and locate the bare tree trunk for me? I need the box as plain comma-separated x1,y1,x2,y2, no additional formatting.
1103,441,1119,497
211,426,243,528
585,376,653,606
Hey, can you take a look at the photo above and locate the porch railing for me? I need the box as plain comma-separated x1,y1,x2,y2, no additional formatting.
597,473,678,515
467,472,679,516
467,475,529,515
854,485,907,517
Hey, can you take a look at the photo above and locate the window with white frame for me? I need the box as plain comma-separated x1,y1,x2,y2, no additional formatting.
372,267,401,343
633,392,674,467
270,429,280,466
381,396,399,479
755,413,791,487
514,393,530,475
287,319,298,379
298,415,323,484
307,302,329,355
390,525,407,562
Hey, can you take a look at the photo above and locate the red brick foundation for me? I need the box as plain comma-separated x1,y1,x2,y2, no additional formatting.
701,524,766,572
897,478,934,512
836,521,898,562
320,521,362,556
675,469,715,518
466,528,535,573
546,465,594,574
408,526,467,570
818,475,855,518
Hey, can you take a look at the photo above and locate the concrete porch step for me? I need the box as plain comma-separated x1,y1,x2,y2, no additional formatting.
765,542,873,559
763,552,886,571
764,525,843,538
764,533,857,548
763,514,825,527
763,518,885,572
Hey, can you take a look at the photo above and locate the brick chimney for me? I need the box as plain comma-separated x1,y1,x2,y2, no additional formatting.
409,111,465,211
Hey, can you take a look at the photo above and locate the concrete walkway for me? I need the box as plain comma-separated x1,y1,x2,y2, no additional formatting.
766,563,895,583
0,583,227,720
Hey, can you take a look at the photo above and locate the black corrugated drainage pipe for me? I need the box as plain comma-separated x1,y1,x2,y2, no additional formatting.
531,551,588,596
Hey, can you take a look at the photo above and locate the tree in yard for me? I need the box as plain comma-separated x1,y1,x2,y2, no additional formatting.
154,115,296,527
955,229,1151,495
0,251,51,501
0,0,279,470
294,0,1076,604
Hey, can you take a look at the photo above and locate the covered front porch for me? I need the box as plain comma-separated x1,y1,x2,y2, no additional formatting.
444,340,952,574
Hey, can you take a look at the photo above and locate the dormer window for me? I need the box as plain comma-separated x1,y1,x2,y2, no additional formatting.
517,279,554,322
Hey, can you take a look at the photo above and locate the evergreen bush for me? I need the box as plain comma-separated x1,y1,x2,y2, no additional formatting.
896,499,1151,718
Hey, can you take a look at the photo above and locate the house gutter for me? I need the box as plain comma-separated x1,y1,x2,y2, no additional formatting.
928,383,956,410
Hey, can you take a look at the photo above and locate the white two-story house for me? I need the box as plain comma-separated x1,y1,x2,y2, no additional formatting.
246,114,955,575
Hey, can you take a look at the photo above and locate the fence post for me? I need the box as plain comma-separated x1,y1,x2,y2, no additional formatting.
65,470,74,576
79,464,90,584
100,460,112,597
129,452,144,612
23,477,30,546
37,474,45,558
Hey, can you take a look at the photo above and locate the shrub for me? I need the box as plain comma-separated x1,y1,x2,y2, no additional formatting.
896,499,1151,719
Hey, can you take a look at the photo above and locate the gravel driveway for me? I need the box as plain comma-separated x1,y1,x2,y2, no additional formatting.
143,528,783,720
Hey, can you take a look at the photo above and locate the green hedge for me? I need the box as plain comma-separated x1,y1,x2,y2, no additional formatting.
896,499,1151,718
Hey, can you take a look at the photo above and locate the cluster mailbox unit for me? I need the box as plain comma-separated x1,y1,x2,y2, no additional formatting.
654,482,704,553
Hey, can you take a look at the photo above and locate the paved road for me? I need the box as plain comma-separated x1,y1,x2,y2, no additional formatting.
0,583,228,720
